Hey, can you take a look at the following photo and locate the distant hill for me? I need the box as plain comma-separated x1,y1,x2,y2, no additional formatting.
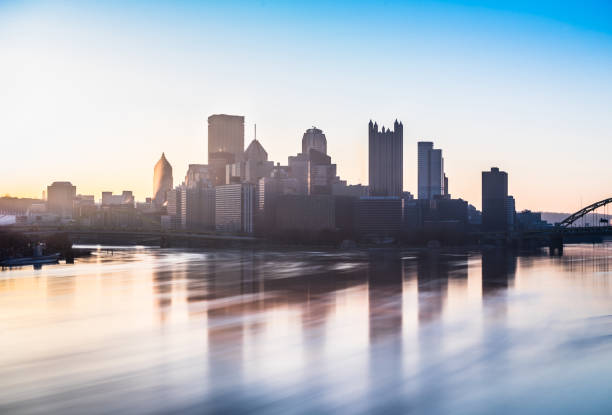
541,212,612,226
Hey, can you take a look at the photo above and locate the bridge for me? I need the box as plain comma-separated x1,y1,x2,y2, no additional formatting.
518,197,612,253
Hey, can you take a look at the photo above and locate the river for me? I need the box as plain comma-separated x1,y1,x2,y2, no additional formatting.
1,244,612,414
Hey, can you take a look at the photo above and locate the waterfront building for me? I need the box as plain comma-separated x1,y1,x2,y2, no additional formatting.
468,204,482,225
256,175,299,232
46,181,76,218
153,153,173,208
482,167,509,232
368,120,403,197
506,195,516,232
516,210,550,231
418,142,445,199
215,183,255,233
274,194,335,233
181,185,216,231
356,196,403,238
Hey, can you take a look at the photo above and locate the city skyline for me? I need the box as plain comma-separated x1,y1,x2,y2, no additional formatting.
2,1,612,212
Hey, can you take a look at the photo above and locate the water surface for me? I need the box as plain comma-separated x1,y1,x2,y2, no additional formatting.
2,244,612,414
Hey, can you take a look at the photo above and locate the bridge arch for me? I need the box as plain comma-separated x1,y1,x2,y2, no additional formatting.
558,197,612,227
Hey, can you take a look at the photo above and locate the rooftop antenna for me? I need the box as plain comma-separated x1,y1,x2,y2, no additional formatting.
254,123,257,141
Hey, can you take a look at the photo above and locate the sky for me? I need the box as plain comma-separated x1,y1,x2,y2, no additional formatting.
1,0,611,212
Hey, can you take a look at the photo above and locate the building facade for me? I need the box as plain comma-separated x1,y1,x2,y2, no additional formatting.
208,114,245,163
182,185,216,230
368,120,403,197
418,142,445,199
46,181,76,218
356,196,403,238
215,183,254,233
274,194,335,233
302,127,327,155
482,167,509,232
153,153,173,208
184,164,210,188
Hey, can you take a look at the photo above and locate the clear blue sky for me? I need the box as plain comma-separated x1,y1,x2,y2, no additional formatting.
1,0,611,211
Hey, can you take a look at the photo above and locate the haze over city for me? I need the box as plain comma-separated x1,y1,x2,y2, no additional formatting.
1,1,611,212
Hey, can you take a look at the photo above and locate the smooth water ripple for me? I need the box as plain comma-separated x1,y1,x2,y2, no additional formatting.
1,244,612,414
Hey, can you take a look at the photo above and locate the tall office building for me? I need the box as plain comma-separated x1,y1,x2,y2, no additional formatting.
482,167,509,232
46,181,76,217
368,120,403,197
207,114,244,186
215,183,255,233
302,127,327,155
165,186,183,230
418,142,445,199
153,153,173,208
289,127,336,195
208,114,245,162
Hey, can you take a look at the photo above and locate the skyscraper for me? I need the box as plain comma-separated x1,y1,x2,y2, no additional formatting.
208,114,244,186
208,114,245,162
153,153,173,208
368,120,403,197
302,127,327,155
289,127,336,195
418,142,445,199
482,167,509,232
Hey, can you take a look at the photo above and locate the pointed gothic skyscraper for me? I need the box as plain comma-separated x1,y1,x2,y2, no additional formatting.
368,119,403,197
153,152,173,208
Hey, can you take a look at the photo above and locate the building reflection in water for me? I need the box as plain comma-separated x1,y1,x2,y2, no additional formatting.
416,252,450,324
367,250,404,411
481,249,517,297
153,268,173,324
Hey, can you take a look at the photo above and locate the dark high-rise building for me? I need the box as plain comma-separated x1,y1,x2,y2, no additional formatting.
46,181,76,218
274,194,335,233
418,142,445,199
182,185,216,231
482,167,509,232
368,120,403,197
153,153,173,208
356,196,403,239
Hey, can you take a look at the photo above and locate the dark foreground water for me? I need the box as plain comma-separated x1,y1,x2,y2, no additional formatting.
2,244,612,414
